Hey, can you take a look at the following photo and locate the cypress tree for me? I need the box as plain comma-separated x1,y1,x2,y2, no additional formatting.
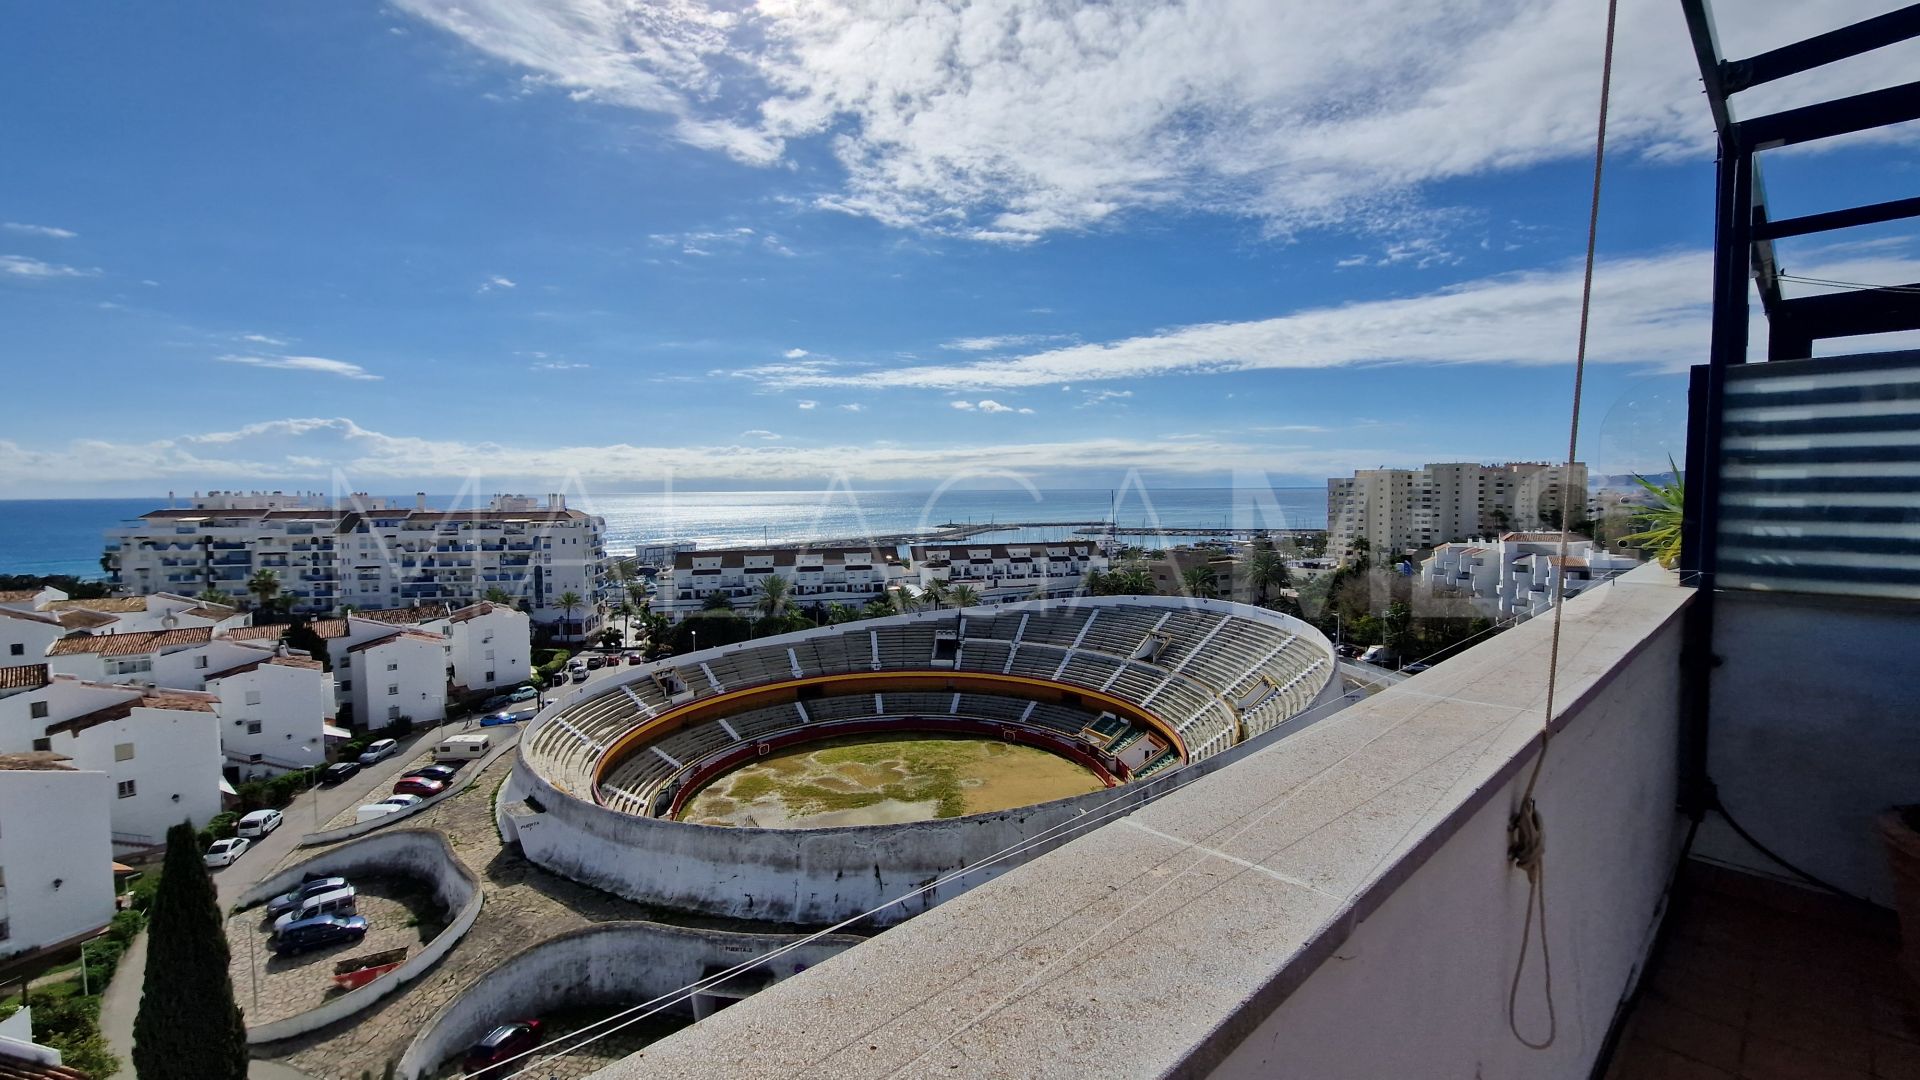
132,822,250,1080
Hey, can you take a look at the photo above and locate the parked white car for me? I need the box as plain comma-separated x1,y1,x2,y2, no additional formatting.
352,793,423,823
203,836,251,868
358,738,400,765
236,809,283,838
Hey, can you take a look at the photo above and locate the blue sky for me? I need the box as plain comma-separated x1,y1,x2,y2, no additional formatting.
2,1,1915,497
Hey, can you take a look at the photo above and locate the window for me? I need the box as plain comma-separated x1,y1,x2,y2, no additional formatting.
114,742,135,762
195,655,209,669
387,705,401,721
387,684,399,696
31,738,50,753
246,720,263,735
30,701,48,719
341,679,352,691
484,648,495,661
7,643,20,656
117,779,137,799
386,661,398,671
244,690,262,706
484,670,494,683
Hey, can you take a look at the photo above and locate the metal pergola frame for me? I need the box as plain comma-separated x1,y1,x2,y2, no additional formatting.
1676,0,1920,817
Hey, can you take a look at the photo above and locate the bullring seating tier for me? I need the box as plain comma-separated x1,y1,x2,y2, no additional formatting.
523,598,1334,813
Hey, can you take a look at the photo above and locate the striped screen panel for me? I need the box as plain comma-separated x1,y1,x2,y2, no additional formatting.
1718,350,1920,599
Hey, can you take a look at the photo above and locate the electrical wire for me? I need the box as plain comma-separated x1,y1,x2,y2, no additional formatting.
1709,796,1871,906
1776,272,1920,295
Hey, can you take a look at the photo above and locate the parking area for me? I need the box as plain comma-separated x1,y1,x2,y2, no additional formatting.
427,1005,686,1080
225,874,449,1026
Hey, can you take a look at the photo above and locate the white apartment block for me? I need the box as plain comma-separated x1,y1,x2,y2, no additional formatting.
0,676,225,849
0,752,115,961
655,548,908,624
340,629,447,731
105,491,608,639
1420,532,1641,619
1328,461,1590,563
205,652,333,781
910,543,1107,606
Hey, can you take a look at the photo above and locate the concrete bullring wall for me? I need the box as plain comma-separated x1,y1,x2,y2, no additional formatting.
395,921,863,1079
238,829,483,1045
499,669,1348,926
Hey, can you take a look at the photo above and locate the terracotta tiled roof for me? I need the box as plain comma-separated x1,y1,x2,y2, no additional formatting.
46,627,214,657
312,619,349,639
0,607,60,626
270,655,325,670
45,686,217,737
0,588,48,603
448,601,503,623
55,610,120,630
345,629,444,654
220,625,289,641
44,597,150,614
0,750,74,771
181,605,238,620
205,651,324,680
0,664,49,691
353,603,452,625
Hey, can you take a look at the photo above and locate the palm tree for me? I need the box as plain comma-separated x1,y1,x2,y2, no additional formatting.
1244,544,1291,607
1617,462,1685,569
826,602,855,624
755,574,792,620
1182,565,1220,600
947,583,981,609
615,601,635,645
245,568,281,612
556,590,585,639
482,586,515,606
195,588,230,608
921,577,951,611
892,587,919,614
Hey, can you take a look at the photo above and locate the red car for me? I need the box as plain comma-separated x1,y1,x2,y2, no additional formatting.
463,1019,543,1072
391,776,446,798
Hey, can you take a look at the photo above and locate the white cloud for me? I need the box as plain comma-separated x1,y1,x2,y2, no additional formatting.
239,332,289,346
796,399,818,410
950,399,1032,414
942,333,1072,353
0,415,1381,494
0,254,97,279
839,403,865,412
531,359,591,371
744,247,1920,391
649,227,797,258
2,222,77,239
949,400,974,410
218,354,383,381
1081,389,1134,407
741,428,782,440
479,275,517,292
976,400,1014,413
784,347,809,359
392,0,1917,241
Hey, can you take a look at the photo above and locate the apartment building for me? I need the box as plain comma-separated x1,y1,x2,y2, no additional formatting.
0,752,115,962
1327,461,1590,563
0,676,225,849
1420,532,1640,619
655,548,908,624
104,491,608,638
444,602,532,694
910,543,1106,606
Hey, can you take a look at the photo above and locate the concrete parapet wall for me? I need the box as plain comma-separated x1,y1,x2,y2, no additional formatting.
239,829,484,1045
296,730,519,847
394,921,862,1079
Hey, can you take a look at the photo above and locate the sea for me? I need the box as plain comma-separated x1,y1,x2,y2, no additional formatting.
0,487,1327,581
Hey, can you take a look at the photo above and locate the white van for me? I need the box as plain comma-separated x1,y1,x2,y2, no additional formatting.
434,733,492,762
272,886,358,931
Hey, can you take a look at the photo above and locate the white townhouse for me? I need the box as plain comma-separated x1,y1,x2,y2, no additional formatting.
910,543,1108,606
43,626,217,683
0,674,225,850
653,548,909,624
0,606,105,668
42,593,245,634
0,751,116,962
340,629,448,731
444,601,532,695
1420,532,1641,619
105,491,609,639
204,651,333,781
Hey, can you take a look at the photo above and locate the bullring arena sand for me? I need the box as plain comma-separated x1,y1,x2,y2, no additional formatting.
678,734,1107,828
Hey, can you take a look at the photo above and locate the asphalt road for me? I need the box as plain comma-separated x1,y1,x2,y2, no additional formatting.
98,697,544,1076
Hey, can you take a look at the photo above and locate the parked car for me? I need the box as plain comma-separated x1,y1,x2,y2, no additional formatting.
272,914,367,956
392,776,446,798
478,710,519,728
624,652,644,665
509,685,539,703
358,738,399,765
463,1020,544,1073
235,809,283,838
402,764,459,785
272,886,358,931
381,793,424,809
319,761,362,785
584,654,604,670
481,693,512,711
203,837,250,868
267,876,351,919
569,668,589,683
1401,660,1433,674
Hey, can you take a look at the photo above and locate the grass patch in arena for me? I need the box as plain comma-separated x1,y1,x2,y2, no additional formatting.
679,734,1105,829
